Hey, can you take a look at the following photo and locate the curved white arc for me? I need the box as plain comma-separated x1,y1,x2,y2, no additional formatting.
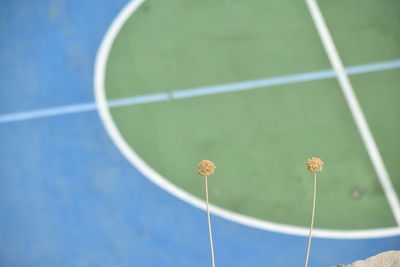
94,0,400,239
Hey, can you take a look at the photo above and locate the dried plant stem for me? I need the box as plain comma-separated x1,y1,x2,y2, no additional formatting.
304,172,317,267
204,175,215,267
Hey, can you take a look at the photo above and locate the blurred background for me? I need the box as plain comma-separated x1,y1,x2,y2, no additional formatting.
0,0,399,266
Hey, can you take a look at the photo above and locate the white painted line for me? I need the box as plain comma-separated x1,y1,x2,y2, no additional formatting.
172,70,334,99
92,0,400,239
346,59,400,75
1,59,400,124
108,92,170,107
0,103,96,124
306,0,400,225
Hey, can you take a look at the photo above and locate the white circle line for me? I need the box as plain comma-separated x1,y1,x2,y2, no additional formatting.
93,0,400,239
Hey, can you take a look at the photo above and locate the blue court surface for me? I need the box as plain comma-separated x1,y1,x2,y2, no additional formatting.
1,0,399,266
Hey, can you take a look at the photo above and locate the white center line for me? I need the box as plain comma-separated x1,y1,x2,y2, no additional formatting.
0,59,400,124
306,0,400,225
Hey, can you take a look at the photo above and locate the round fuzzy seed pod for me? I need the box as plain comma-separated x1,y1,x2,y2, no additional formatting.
198,160,216,176
307,157,323,173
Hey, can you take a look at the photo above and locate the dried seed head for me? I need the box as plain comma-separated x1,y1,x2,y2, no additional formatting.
307,157,323,173
198,160,216,176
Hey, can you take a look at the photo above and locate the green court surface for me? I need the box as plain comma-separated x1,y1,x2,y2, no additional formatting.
104,0,399,230
351,69,400,197
318,0,400,65
105,0,329,98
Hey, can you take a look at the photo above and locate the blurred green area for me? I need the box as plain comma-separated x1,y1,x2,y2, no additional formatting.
105,0,400,229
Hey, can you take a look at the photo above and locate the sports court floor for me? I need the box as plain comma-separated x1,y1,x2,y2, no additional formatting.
1,0,399,266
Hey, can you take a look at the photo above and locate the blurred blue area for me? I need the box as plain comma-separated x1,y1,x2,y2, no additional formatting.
0,0,126,113
0,0,399,266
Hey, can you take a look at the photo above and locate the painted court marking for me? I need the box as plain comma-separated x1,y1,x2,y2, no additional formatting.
306,0,400,226
91,0,400,239
1,59,400,124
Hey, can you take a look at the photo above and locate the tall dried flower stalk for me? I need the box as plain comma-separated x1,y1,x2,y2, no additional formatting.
198,160,217,267
304,157,323,267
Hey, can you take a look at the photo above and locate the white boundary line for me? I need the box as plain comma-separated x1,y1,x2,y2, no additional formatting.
305,0,400,226
94,0,400,239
